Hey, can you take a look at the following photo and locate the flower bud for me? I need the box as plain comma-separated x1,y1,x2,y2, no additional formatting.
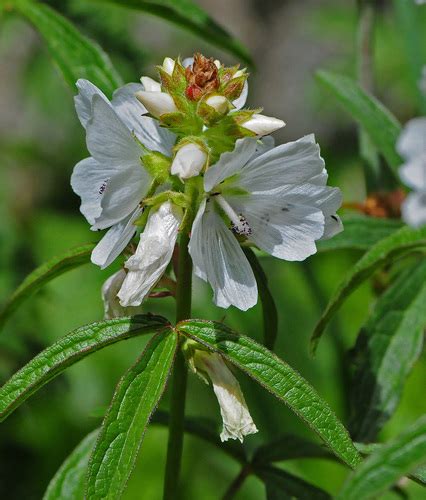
171,143,207,181
192,351,258,442
135,90,178,117
205,95,229,115
233,69,245,79
242,113,285,136
140,76,161,92
162,57,175,75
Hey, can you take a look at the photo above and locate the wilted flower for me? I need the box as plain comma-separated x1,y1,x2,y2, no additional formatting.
189,135,342,310
101,269,144,319
397,117,426,227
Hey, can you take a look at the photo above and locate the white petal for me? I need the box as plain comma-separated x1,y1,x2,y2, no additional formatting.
396,117,426,160
162,57,175,75
182,57,194,68
189,199,258,310
204,138,258,192
74,79,108,128
135,91,178,117
241,113,285,136
140,76,162,92
171,143,207,180
399,155,426,191
232,80,248,110
205,95,229,114
91,207,143,269
101,269,144,319
118,202,182,306
401,192,426,227
193,351,257,442
111,82,146,123
321,214,343,240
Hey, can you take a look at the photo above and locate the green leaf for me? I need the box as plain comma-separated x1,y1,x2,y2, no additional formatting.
311,225,426,354
86,330,177,499
0,244,94,331
14,0,122,95
337,415,426,500
349,260,426,442
316,214,404,252
0,315,169,422
95,0,253,66
257,465,332,500
44,429,99,500
243,248,278,350
177,319,361,469
316,70,402,171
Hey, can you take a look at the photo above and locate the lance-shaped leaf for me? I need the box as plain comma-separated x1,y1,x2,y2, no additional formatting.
316,215,404,252
0,244,94,331
96,0,253,66
311,225,426,354
14,0,122,95
243,248,278,350
0,315,169,422
44,429,99,500
337,415,426,500
316,70,401,171
177,320,361,469
349,260,426,442
257,465,332,500
86,330,177,499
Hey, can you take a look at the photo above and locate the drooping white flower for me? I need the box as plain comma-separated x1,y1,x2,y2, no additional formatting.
171,143,208,181
397,117,426,227
136,90,178,118
241,113,285,136
118,201,182,306
192,350,258,442
189,135,342,310
71,80,176,269
101,269,144,319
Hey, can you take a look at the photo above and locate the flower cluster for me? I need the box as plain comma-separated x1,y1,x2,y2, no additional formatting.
71,54,343,441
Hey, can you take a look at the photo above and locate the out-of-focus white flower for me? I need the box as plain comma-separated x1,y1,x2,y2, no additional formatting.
189,135,342,310
136,90,178,118
140,76,162,92
397,117,426,227
71,80,176,269
205,95,229,115
171,143,208,181
118,201,182,306
419,66,426,95
102,269,144,319
192,351,258,442
162,57,175,75
415,0,426,5
241,113,285,136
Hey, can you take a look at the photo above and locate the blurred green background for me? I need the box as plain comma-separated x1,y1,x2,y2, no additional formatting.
0,0,426,498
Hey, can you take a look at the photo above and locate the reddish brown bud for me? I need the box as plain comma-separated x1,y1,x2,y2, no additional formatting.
185,52,220,101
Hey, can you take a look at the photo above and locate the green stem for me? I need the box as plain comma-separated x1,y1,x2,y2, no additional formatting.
163,230,192,499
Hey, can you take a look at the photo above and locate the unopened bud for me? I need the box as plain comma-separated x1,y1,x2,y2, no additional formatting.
214,59,221,69
171,142,207,181
205,95,229,115
140,76,161,92
233,69,245,79
162,57,175,75
136,90,178,117
242,113,285,136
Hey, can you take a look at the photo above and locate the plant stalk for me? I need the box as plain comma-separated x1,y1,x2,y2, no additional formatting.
222,465,251,500
163,230,192,499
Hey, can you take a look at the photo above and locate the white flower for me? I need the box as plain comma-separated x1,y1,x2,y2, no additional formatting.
205,95,229,115
118,201,182,306
140,76,162,93
192,351,257,442
101,269,144,319
241,113,285,136
162,56,175,75
71,80,176,269
135,90,178,118
189,135,342,310
397,117,426,227
171,143,208,181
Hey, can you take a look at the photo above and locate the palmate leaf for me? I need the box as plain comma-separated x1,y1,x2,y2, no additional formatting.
14,0,122,95
96,0,253,66
316,70,402,171
0,244,94,331
337,415,426,500
44,429,99,500
310,224,426,354
0,315,169,422
177,320,361,469
349,260,426,442
86,330,177,499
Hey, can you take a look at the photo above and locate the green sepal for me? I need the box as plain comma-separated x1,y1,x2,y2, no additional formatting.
197,94,231,126
158,58,187,95
141,151,171,184
221,74,247,101
160,111,204,137
144,190,189,209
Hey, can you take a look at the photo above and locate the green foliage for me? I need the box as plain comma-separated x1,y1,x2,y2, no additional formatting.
350,260,426,442
0,315,169,421
0,244,94,331
311,225,426,353
14,0,123,95
44,429,99,500
177,319,362,468
96,0,253,66
86,330,177,499
337,415,426,500
316,70,402,171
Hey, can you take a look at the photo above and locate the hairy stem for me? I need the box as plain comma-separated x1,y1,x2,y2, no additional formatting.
163,230,193,499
